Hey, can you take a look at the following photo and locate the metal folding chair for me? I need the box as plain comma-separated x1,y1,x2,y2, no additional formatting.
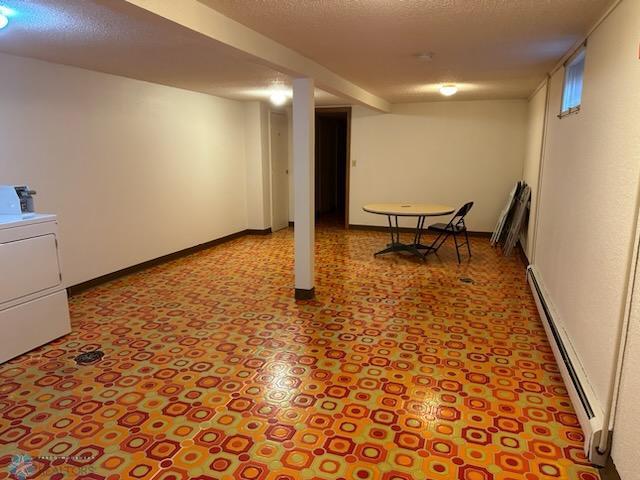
426,202,474,263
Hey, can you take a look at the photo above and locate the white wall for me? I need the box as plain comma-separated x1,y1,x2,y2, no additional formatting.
288,106,295,223
614,247,640,477
610,9,640,476
533,0,640,415
245,101,271,230
349,101,527,231
520,83,547,260
0,52,250,286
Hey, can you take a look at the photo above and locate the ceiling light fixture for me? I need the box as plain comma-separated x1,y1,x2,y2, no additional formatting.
439,84,458,97
270,90,288,106
0,5,13,30
415,52,434,62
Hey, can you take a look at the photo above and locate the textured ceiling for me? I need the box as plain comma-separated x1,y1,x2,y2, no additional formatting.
0,0,613,105
202,0,612,102
0,0,345,105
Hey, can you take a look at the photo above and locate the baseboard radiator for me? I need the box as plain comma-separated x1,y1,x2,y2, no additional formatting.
526,266,609,466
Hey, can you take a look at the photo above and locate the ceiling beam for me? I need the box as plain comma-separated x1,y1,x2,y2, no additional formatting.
124,0,391,112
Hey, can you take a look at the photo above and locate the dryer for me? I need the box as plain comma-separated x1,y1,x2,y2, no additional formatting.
0,214,71,363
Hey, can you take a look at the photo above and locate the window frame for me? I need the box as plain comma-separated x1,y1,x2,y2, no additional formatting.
558,45,587,119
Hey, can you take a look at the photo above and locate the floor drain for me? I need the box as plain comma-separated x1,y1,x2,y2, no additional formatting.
459,277,474,284
74,350,104,365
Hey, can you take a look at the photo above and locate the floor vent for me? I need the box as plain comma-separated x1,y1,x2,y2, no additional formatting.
527,266,608,466
74,350,104,365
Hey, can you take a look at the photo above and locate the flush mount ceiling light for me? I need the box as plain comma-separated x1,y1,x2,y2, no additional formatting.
415,52,434,62
439,84,458,97
0,5,14,29
270,90,288,106
269,84,291,106
0,8,9,29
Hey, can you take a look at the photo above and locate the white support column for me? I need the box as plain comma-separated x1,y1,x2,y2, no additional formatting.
292,78,315,299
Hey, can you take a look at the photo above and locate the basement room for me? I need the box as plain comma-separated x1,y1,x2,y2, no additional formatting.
0,1,639,479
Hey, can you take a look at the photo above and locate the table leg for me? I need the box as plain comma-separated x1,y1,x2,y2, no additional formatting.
374,215,427,260
413,215,437,254
413,216,425,245
376,215,397,253
390,215,397,245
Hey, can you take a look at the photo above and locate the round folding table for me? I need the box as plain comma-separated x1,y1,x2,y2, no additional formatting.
363,203,455,260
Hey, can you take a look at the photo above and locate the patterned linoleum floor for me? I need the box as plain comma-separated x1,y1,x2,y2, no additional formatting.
0,226,600,480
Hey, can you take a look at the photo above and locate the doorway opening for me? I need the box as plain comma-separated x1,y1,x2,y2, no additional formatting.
315,107,351,229
270,111,289,232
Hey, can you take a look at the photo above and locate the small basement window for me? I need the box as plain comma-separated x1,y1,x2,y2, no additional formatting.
559,46,586,117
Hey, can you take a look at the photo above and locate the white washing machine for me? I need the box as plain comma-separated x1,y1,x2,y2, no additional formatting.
0,214,71,363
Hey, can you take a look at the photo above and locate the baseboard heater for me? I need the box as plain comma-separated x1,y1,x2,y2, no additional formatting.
526,266,608,466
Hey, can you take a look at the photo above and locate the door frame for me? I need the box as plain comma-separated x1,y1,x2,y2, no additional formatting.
268,109,290,232
315,106,352,229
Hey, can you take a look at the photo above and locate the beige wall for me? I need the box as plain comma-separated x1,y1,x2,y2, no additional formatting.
615,245,640,477
520,83,547,260
0,52,251,286
349,101,527,232
244,101,272,230
527,1,640,476
611,7,640,475
534,0,640,407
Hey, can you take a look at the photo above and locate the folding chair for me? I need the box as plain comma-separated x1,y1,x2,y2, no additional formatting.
426,202,474,263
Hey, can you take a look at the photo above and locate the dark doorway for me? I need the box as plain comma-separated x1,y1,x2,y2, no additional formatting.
315,108,351,228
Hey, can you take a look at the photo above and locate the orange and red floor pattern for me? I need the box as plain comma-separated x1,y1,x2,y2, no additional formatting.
0,226,600,479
